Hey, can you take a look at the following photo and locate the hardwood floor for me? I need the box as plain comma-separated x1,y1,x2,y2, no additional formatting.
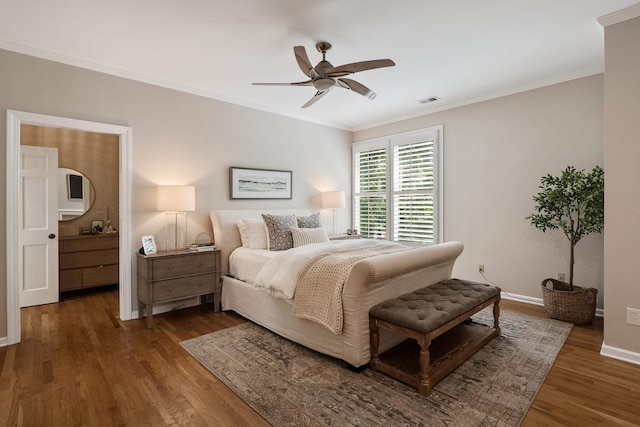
1,287,639,426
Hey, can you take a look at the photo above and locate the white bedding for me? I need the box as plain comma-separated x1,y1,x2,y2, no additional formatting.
229,247,276,283
253,239,405,299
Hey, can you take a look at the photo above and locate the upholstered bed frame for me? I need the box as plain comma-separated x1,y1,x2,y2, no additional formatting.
210,208,464,368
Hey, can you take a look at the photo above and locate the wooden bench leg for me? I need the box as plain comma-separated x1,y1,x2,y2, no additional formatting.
369,317,380,370
417,335,432,396
493,297,501,336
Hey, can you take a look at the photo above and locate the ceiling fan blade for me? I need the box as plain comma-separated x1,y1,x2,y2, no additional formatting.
252,80,313,86
301,89,332,108
337,78,377,100
327,59,395,76
294,46,315,78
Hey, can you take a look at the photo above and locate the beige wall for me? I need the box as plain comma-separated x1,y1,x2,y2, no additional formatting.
21,125,120,234
0,48,352,339
355,75,605,308
603,16,640,355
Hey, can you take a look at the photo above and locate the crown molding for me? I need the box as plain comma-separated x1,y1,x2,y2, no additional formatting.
598,3,640,27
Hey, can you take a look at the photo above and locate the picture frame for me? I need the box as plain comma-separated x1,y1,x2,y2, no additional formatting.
229,167,292,200
141,235,157,255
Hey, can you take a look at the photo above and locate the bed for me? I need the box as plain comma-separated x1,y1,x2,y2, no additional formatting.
210,208,464,368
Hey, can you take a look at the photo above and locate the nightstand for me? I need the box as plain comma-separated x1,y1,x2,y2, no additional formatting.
137,249,221,328
329,234,362,240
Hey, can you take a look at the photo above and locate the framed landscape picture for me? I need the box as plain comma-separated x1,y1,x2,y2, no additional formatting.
230,167,292,199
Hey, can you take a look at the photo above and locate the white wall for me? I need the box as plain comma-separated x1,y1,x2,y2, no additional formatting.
0,48,352,337
355,75,605,307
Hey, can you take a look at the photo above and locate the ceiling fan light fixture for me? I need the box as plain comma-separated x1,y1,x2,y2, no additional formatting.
253,42,396,108
313,78,336,91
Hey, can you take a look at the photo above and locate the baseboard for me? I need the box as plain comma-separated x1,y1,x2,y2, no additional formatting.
502,291,640,366
0,336,7,348
500,291,604,317
600,342,640,366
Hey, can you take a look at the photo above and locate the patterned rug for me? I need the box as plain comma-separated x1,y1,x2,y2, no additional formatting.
180,308,572,426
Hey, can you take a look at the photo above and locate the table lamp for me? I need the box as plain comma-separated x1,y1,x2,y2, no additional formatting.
157,185,195,250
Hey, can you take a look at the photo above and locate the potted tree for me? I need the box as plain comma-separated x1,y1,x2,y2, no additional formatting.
527,165,604,324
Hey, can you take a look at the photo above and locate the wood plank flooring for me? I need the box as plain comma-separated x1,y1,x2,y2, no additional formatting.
1,286,639,426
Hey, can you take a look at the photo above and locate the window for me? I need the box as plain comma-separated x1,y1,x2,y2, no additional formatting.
353,126,442,244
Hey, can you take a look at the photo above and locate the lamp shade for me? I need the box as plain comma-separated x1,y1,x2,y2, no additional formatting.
157,185,195,212
321,190,346,209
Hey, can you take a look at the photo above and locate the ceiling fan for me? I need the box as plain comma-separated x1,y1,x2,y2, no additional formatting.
252,42,396,108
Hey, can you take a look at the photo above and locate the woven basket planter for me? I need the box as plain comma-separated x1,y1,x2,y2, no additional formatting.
540,278,597,325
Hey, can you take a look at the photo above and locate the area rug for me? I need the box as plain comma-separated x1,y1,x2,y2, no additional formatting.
180,308,572,426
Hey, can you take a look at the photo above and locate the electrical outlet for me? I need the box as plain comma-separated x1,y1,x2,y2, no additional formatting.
627,308,640,326
478,264,485,273
557,273,565,282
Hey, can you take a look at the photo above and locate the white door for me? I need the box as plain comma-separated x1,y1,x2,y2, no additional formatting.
19,145,59,307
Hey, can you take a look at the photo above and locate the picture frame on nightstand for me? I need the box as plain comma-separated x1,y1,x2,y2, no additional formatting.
141,235,157,255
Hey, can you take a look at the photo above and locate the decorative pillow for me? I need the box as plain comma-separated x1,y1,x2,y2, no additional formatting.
262,213,298,251
241,218,267,249
291,227,329,247
296,212,321,228
237,222,250,248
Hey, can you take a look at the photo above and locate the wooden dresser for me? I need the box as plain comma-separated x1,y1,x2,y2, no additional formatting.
59,234,119,292
137,250,221,328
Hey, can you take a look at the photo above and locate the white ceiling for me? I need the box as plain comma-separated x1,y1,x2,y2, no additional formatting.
1,0,638,131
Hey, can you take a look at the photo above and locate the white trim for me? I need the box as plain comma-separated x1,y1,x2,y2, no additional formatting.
598,4,640,27
600,342,640,366
5,110,132,345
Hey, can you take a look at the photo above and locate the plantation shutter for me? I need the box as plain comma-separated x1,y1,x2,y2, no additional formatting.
393,138,436,243
354,147,387,239
353,126,442,244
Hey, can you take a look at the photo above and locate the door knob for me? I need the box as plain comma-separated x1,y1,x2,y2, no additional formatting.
48,233,56,239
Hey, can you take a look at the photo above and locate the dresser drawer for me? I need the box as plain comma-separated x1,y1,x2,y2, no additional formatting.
60,249,119,269
152,273,217,301
83,264,119,287
61,236,118,252
151,252,216,280
60,269,82,291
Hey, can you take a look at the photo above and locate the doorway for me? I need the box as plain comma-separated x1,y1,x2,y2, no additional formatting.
6,110,132,345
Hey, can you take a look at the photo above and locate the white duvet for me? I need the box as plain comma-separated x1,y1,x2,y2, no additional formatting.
253,239,404,299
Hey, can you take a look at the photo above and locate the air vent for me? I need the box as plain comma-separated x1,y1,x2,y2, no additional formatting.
418,96,440,104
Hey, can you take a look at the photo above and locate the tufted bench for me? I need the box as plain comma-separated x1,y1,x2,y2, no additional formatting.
369,278,501,396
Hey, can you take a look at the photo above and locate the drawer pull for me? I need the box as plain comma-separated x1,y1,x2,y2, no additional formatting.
200,282,204,286
168,287,173,292
168,266,174,269
98,264,104,268
199,262,204,265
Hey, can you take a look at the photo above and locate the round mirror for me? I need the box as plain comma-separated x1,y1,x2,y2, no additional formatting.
58,168,95,221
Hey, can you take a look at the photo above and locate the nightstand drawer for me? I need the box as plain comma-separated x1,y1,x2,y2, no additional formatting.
153,273,217,300
151,253,216,280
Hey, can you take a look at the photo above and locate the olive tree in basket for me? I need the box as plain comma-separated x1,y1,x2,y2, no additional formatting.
526,165,604,324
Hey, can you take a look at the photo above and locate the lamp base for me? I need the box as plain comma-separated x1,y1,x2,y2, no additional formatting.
164,212,188,250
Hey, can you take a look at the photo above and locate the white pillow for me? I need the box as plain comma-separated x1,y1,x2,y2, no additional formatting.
237,222,250,248
241,218,267,249
291,227,329,247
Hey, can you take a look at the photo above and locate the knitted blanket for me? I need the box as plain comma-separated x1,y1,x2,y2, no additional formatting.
292,244,407,334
